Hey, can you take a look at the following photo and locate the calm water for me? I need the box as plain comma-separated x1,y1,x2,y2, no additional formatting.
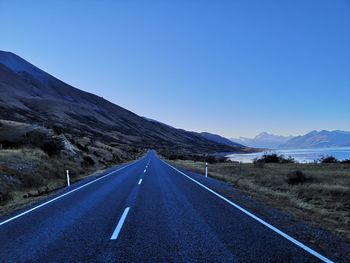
226,147,350,163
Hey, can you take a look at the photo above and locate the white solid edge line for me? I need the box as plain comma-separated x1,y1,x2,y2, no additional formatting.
138,179,143,185
110,207,130,240
0,161,138,226
161,160,333,263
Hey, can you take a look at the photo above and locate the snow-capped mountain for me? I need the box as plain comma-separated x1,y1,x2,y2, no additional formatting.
231,132,295,149
280,130,350,148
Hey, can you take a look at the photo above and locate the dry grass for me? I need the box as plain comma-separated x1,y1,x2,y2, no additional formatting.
0,147,126,216
169,160,350,238
0,163,115,216
0,148,89,213
0,148,85,185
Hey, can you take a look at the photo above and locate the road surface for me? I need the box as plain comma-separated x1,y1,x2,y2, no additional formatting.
0,151,334,262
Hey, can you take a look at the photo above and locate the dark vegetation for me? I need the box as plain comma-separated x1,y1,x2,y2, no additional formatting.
42,139,64,156
287,170,310,184
82,156,95,166
318,155,350,164
161,151,227,164
0,121,64,156
254,153,295,164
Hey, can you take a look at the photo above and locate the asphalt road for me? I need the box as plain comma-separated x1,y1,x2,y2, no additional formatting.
0,150,335,262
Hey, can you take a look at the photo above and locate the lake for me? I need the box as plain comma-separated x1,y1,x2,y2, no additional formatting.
226,147,350,163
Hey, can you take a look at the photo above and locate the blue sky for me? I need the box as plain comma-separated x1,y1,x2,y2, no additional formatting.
1,0,349,138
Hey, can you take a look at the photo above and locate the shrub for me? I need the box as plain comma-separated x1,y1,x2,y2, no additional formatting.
319,155,339,164
168,154,178,160
262,153,280,163
192,155,205,162
168,154,186,160
287,170,309,184
76,143,89,153
205,155,217,164
256,153,295,164
0,190,11,203
341,159,350,164
42,138,64,156
19,173,45,188
113,154,121,162
52,125,63,135
26,129,48,145
0,140,20,148
177,155,186,160
217,157,227,163
82,156,95,166
281,156,296,164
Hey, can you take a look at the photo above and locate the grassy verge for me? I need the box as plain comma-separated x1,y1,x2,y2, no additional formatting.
168,160,350,239
0,164,116,217
0,148,139,217
0,148,92,215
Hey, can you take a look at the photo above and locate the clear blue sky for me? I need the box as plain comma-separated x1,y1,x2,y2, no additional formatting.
1,0,349,138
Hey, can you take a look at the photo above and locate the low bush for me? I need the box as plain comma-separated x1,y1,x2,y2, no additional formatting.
168,154,186,160
41,138,64,156
82,156,95,166
319,155,339,164
0,140,20,148
217,156,227,163
19,173,45,188
205,155,217,164
287,170,309,184
52,125,64,135
168,154,178,160
256,153,295,164
0,190,11,203
76,143,89,153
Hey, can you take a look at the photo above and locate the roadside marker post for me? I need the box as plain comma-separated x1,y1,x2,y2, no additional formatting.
66,170,70,186
205,162,208,178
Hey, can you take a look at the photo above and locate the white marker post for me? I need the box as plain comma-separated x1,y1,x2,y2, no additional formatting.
66,170,70,186
205,162,208,178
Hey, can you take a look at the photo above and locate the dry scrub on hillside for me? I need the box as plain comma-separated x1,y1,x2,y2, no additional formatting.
0,120,143,214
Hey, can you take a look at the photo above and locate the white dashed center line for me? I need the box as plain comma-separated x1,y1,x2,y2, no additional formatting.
110,207,130,240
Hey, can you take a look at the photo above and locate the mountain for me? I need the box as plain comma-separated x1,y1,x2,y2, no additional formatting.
0,51,249,159
200,132,244,148
280,130,350,149
231,132,295,149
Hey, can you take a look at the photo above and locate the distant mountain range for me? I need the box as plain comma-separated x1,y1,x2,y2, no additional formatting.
200,132,245,148
280,130,350,149
0,51,251,160
231,132,294,149
231,131,350,149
